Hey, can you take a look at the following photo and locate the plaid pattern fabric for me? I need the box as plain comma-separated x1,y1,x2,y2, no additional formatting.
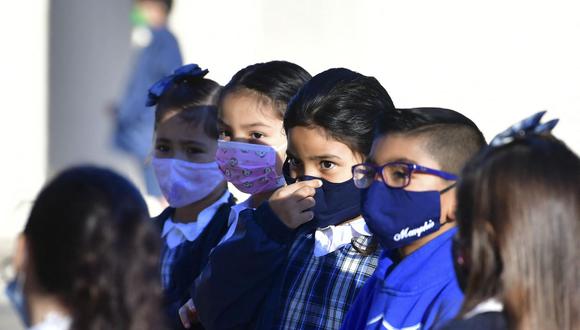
161,243,179,289
274,233,380,330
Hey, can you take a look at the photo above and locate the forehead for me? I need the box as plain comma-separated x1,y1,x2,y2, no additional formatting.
370,133,441,170
287,126,354,157
156,111,211,140
220,90,280,126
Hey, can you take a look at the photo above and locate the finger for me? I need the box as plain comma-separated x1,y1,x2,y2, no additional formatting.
296,196,315,210
296,210,314,225
290,186,317,201
187,308,198,322
285,179,322,194
179,307,191,328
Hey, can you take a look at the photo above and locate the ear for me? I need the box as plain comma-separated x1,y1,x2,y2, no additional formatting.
440,186,457,224
13,234,28,274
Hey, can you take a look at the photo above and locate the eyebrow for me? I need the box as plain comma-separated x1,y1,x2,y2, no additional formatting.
309,154,343,161
386,157,418,164
240,122,272,130
179,140,206,147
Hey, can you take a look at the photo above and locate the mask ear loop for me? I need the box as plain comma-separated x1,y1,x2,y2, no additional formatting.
439,182,457,226
440,182,457,194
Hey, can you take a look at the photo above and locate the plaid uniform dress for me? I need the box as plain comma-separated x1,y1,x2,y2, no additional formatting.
274,233,380,330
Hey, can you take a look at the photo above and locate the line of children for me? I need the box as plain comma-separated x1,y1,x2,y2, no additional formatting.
191,68,396,330
147,64,234,330
342,108,487,329
8,57,579,330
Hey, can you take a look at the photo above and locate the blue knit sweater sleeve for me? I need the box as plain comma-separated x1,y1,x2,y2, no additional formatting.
193,202,294,330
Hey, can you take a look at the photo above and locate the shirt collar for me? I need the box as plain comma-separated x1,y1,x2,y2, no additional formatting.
162,191,231,248
313,216,371,257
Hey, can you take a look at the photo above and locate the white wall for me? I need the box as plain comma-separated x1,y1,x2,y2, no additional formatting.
0,1,49,244
171,0,580,150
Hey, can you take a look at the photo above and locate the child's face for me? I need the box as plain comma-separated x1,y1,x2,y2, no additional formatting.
287,126,364,183
154,111,218,163
370,133,456,222
218,90,287,172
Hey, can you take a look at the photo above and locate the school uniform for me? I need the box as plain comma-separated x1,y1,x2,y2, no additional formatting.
193,203,381,330
153,191,235,330
340,227,463,330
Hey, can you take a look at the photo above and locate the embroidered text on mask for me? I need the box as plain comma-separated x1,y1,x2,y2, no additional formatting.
393,220,435,241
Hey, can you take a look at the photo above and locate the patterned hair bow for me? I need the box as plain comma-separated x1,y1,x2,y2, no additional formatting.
489,111,559,147
146,64,209,107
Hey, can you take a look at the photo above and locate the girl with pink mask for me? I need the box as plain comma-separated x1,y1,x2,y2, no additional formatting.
177,61,311,328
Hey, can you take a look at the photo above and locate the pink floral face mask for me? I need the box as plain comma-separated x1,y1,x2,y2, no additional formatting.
216,140,286,195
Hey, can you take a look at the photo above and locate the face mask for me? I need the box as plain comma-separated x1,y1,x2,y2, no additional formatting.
152,158,225,208
284,163,361,229
216,140,285,195
5,274,30,327
361,180,453,250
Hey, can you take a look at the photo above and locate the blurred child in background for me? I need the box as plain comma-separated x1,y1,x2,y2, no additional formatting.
444,112,579,329
5,166,165,330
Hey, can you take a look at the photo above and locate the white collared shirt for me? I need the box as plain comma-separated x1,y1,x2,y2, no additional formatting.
162,191,231,249
463,298,504,319
313,216,372,257
29,312,71,330
218,198,252,244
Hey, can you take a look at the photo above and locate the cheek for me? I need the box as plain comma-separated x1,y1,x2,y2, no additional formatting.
325,165,354,183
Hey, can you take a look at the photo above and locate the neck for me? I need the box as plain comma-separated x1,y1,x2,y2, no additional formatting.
173,181,227,223
399,222,455,257
27,292,70,327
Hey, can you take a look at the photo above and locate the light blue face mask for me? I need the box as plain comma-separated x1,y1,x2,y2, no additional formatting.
5,275,30,327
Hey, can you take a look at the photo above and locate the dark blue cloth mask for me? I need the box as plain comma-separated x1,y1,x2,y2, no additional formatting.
361,180,450,250
283,162,361,229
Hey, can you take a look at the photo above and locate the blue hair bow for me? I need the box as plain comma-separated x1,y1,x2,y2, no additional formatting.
489,111,559,147
146,64,209,107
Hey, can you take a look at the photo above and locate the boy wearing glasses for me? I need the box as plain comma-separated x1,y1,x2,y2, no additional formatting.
341,108,487,330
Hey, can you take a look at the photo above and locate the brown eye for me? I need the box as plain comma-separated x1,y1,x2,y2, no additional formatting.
250,132,264,139
155,144,170,153
320,161,336,170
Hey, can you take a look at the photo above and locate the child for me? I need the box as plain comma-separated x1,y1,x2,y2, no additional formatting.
177,60,312,328
147,64,234,329
5,166,165,330
192,68,396,330
342,107,487,329
443,112,579,329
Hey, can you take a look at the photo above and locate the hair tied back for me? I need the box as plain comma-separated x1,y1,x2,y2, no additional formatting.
489,111,559,148
146,63,209,107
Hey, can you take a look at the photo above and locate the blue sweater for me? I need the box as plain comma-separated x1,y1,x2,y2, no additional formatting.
341,227,463,330
193,203,379,330
153,195,235,330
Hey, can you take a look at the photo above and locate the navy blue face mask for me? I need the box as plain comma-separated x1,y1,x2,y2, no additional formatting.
5,276,30,327
361,180,454,250
284,162,361,229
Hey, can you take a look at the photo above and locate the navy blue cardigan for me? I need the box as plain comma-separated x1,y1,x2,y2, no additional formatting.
153,195,235,330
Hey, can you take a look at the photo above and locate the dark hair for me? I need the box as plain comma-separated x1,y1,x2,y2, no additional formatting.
375,107,487,174
455,135,580,329
24,166,165,330
219,60,311,119
155,76,221,139
285,67,395,157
